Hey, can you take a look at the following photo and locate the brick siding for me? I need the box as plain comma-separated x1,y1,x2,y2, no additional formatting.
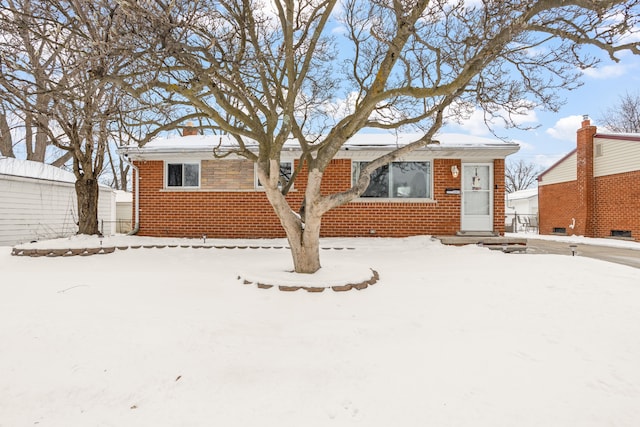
539,119,640,241
132,157,505,238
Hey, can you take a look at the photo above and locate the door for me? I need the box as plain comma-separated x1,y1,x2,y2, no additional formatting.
461,163,493,232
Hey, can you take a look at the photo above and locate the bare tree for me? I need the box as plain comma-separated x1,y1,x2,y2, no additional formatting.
0,8,72,165
599,91,640,133
0,0,143,234
505,159,543,193
0,103,15,158
122,0,639,273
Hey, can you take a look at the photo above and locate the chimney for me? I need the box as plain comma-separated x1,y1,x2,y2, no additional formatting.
182,121,198,137
575,114,597,237
581,114,591,128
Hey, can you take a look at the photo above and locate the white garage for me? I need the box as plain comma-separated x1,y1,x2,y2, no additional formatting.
0,157,115,246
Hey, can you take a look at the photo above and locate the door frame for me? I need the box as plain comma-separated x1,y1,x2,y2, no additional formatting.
460,162,494,232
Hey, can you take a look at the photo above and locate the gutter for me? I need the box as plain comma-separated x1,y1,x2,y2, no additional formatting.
119,152,139,236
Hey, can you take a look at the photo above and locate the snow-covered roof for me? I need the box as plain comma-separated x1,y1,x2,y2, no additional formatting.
0,157,76,183
506,188,538,201
119,132,519,160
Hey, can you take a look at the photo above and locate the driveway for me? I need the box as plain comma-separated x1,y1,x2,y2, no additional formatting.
526,238,640,269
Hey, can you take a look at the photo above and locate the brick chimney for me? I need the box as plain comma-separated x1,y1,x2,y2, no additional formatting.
182,122,198,137
575,115,597,237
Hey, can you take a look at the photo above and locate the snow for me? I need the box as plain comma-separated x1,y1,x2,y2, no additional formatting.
124,132,516,153
0,157,76,183
2,235,640,426
506,188,538,201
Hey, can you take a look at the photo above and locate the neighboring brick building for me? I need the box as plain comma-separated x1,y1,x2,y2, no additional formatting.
119,132,519,238
538,118,640,241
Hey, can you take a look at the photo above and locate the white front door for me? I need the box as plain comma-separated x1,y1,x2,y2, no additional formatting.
461,163,493,232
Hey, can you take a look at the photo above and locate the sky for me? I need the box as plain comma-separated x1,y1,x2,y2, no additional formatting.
6,2,639,181
2,234,640,426
440,49,640,171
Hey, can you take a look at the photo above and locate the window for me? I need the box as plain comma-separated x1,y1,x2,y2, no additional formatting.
167,162,200,188
256,162,293,189
611,230,632,238
352,161,431,199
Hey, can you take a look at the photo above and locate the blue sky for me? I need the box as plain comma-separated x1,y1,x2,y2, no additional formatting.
442,49,640,171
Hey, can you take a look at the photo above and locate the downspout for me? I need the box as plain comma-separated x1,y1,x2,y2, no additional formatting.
119,152,139,235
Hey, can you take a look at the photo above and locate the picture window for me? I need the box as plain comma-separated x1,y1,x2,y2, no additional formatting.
352,161,432,199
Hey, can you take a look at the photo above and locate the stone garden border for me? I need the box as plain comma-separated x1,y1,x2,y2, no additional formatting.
10,245,356,257
237,269,379,293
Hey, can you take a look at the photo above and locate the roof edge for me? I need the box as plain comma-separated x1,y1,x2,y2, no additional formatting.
538,148,577,182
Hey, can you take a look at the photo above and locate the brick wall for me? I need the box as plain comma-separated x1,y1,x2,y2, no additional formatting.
538,181,580,235
493,159,506,235
132,157,504,238
592,170,640,239
538,119,640,241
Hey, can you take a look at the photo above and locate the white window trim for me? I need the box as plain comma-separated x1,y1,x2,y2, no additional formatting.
165,160,201,189
351,160,434,201
255,161,293,190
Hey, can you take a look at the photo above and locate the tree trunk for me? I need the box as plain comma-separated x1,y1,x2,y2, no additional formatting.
0,113,15,158
285,214,322,274
259,160,324,274
75,176,101,235
281,167,326,274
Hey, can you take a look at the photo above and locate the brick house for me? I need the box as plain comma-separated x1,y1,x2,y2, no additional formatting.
538,118,640,241
119,132,519,238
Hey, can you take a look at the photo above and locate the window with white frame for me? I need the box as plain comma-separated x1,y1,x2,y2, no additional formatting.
352,161,431,199
256,161,293,189
166,162,200,188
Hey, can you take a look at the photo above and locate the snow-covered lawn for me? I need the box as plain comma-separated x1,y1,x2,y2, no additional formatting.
1,235,640,426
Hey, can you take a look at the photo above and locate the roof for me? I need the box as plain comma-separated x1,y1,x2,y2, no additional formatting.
119,132,520,160
0,157,76,183
538,129,640,181
595,132,640,142
537,148,577,181
506,188,538,201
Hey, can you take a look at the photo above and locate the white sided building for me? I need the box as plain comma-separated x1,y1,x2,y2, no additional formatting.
505,187,538,232
0,157,116,246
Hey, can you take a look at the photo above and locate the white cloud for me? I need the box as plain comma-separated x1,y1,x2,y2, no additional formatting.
582,63,630,79
545,115,584,141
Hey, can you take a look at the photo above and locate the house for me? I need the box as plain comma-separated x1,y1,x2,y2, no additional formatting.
0,157,116,246
505,188,538,232
118,132,519,239
538,118,640,241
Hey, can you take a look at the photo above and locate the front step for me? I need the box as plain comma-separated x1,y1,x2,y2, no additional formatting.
456,230,499,237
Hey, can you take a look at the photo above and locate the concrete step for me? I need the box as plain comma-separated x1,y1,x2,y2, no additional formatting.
456,230,499,237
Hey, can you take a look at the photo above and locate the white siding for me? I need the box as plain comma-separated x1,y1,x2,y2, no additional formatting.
594,137,640,177
0,175,115,246
99,187,116,236
539,152,577,186
115,202,133,233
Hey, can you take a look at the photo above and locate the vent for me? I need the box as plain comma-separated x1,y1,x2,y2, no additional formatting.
552,227,567,234
611,230,632,238
595,143,604,157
